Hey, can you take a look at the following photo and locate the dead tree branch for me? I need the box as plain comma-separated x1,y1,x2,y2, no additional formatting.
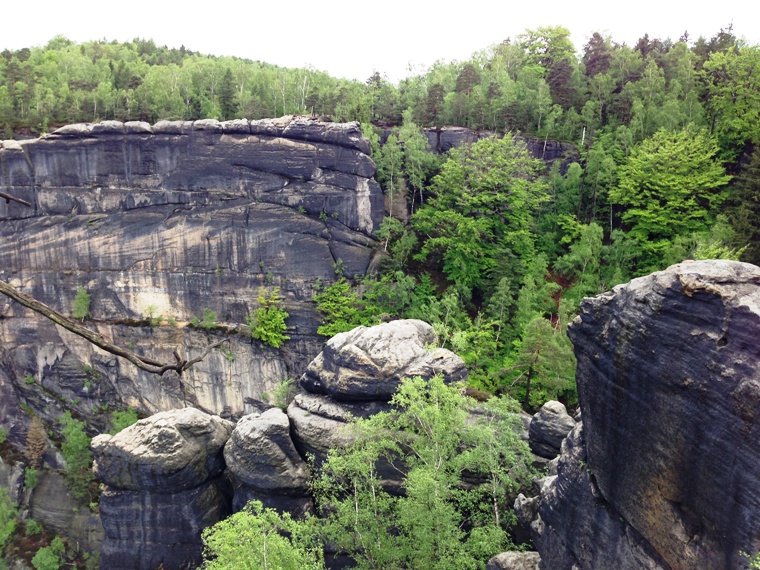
0,279,224,376
0,191,32,208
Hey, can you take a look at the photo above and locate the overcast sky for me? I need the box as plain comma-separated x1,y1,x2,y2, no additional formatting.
3,1,758,84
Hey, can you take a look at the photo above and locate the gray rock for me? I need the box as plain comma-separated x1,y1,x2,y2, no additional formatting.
528,260,760,570
92,407,233,492
528,401,576,459
99,475,230,570
224,408,311,511
287,393,367,462
486,551,541,570
28,470,103,553
300,320,467,401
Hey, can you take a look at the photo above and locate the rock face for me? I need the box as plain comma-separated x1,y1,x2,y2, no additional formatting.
92,408,234,570
520,260,760,570
0,116,383,449
422,127,579,172
300,319,467,401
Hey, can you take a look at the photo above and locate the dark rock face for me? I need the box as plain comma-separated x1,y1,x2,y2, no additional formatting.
300,319,467,401
0,116,383,445
521,260,760,570
92,408,234,570
422,127,579,172
99,477,230,570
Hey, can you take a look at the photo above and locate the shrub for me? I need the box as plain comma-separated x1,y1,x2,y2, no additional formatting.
109,408,138,435
246,288,289,348
24,467,39,491
58,412,94,501
0,486,16,551
72,287,91,321
25,519,43,536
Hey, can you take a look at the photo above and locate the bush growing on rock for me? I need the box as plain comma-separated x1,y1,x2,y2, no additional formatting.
246,288,290,349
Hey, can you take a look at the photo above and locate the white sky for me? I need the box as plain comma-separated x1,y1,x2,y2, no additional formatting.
3,0,758,84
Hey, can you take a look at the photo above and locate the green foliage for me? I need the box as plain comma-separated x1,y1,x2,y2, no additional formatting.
609,127,731,272
313,376,532,569
24,467,39,491
109,407,138,435
72,287,91,321
246,288,290,348
0,486,16,552
24,374,36,385
0,427,7,444
191,309,218,330
31,536,65,570
314,279,365,337
412,134,547,299
25,519,43,536
145,305,162,326
269,377,298,411
202,500,324,570
58,412,94,502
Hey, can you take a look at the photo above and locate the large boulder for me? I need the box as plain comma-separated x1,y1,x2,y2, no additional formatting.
300,319,467,401
523,260,760,570
224,408,311,513
528,401,576,459
287,392,391,463
92,407,233,492
486,551,542,570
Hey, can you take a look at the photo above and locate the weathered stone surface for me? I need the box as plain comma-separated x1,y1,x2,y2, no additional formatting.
525,260,760,570
99,475,230,570
528,401,576,459
92,407,233,492
486,551,542,570
224,408,311,512
287,392,391,462
422,128,579,172
0,116,383,435
519,424,668,570
28,470,104,553
300,319,467,401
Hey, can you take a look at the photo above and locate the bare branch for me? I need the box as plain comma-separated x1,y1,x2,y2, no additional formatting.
0,279,221,376
0,191,32,208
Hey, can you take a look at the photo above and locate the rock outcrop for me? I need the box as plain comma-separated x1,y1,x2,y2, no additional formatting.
300,319,468,401
0,117,383,449
422,127,579,172
92,408,234,570
519,260,760,570
527,401,576,460
223,407,311,514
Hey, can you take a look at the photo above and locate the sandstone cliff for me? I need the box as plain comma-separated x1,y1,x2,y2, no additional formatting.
0,117,383,447
518,260,760,569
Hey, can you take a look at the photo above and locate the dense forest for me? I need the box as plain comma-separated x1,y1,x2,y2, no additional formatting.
1,25,758,409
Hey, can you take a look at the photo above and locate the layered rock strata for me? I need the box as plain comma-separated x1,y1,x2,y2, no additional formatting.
518,260,760,569
92,408,234,570
0,117,383,449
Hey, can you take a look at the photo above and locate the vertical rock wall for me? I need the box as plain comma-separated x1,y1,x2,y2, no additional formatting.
0,117,383,447
521,260,760,569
